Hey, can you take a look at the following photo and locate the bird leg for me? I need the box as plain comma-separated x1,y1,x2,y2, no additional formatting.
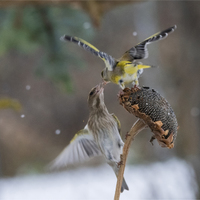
150,135,156,145
117,154,124,167
125,132,131,140
119,80,125,89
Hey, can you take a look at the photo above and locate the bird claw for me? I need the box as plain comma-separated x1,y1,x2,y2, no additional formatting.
117,155,124,167
133,84,140,89
150,135,155,145
125,132,131,140
117,161,123,167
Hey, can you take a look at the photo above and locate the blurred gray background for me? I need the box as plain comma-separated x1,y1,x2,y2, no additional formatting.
0,1,199,198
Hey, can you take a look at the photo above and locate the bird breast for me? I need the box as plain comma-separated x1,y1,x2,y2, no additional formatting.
88,112,123,162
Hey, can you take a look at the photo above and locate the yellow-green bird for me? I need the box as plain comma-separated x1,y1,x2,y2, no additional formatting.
49,83,129,192
61,25,176,89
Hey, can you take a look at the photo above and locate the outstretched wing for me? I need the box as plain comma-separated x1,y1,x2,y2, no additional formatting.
119,25,177,61
48,127,101,171
61,35,116,71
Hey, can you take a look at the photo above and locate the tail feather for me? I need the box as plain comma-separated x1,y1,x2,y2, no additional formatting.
108,161,129,193
121,177,129,193
137,64,152,69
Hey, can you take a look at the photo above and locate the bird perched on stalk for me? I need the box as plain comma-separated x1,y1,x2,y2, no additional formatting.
49,82,129,192
61,25,177,89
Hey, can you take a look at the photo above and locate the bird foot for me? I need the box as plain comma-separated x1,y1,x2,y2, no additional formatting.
150,135,155,145
133,84,140,89
125,132,131,140
117,155,124,167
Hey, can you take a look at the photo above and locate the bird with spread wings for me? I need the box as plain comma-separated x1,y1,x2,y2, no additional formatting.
61,25,177,89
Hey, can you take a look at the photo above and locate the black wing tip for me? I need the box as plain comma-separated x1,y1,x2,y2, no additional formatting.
166,25,177,33
156,25,177,38
171,25,177,31
60,35,72,42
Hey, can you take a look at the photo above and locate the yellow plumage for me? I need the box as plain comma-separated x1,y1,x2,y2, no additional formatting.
61,25,177,89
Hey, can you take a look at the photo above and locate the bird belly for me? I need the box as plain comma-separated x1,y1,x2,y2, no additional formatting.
109,70,136,85
88,118,123,163
99,133,123,163
123,73,136,85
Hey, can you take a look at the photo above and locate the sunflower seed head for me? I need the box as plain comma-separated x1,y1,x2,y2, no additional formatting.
119,86,178,149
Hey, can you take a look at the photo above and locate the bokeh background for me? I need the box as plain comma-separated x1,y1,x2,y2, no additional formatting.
0,1,199,199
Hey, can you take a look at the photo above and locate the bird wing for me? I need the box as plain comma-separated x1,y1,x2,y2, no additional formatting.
61,35,116,71
111,113,122,137
119,25,177,61
48,128,101,170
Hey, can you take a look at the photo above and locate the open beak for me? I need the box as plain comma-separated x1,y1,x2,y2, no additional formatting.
102,80,110,86
95,82,107,95
98,83,104,94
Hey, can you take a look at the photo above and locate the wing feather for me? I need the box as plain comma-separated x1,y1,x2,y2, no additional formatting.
48,129,101,170
61,35,116,71
119,25,177,61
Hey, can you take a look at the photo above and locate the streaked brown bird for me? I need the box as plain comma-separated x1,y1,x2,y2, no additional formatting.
49,83,129,192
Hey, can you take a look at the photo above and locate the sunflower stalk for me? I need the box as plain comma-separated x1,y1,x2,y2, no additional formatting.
114,119,147,200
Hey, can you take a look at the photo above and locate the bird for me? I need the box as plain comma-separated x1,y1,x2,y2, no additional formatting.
49,82,129,192
61,25,177,89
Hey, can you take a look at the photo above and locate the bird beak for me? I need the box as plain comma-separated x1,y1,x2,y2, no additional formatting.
102,80,109,86
93,81,108,96
96,82,105,94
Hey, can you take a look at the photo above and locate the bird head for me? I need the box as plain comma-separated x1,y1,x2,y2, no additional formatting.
88,82,107,111
101,68,109,82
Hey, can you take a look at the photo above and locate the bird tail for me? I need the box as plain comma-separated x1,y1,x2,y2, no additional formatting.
108,162,129,193
121,177,129,193
137,64,156,69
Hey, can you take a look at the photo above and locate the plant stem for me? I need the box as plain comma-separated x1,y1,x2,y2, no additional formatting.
114,119,147,200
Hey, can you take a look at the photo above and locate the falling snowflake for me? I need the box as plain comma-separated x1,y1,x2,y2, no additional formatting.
83,22,91,29
26,85,31,90
133,31,137,36
55,129,61,135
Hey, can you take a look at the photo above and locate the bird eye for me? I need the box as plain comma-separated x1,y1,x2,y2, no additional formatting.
90,88,97,96
89,91,94,96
